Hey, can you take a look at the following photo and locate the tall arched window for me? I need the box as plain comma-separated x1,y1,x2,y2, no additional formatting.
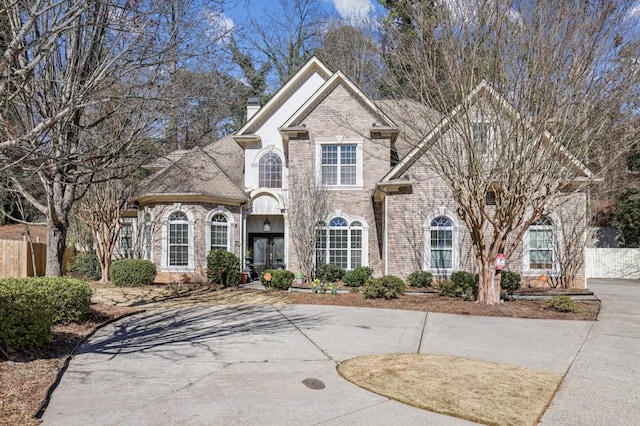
527,216,554,270
168,211,189,266
430,216,453,270
315,216,367,270
210,213,229,251
259,152,282,188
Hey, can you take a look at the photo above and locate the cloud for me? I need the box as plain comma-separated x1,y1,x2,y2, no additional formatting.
331,0,374,20
206,11,235,43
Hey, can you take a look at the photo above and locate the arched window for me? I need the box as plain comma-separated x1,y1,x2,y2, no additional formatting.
430,216,454,270
210,213,229,251
259,152,282,188
168,211,189,266
315,216,367,270
527,216,554,270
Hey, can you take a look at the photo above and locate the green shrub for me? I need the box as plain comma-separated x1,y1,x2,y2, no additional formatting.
363,275,406,299
545,296,579,313
0,280,54,351
437,279,463,298
67,251,101,281
450,271,479,300
207,249,241,287
315,264,346,283
407,271,433,288
260,269,295,290
110,259,157,287
343,266,373,287
500,271,521,293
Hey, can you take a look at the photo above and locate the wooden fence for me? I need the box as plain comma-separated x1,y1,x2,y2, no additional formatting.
586,248,640,280
0,239,47,278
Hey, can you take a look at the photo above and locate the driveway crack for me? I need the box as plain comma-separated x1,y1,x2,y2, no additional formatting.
272,304,337,365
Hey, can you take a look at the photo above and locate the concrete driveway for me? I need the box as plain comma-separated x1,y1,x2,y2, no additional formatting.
41,280,638,425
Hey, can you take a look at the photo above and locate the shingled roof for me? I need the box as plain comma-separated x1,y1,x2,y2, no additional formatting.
134,146,246,204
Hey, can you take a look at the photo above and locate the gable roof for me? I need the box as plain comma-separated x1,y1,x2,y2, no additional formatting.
133,146,246,205
237,56,333,135
281,70,397,129
382,81,595,182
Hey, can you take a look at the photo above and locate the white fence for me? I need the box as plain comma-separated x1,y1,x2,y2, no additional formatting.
586,248,640,280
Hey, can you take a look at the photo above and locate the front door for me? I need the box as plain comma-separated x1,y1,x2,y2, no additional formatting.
250,234,284,278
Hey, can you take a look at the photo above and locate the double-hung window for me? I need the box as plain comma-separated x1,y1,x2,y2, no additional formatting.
430,216,453,269
210,213,229,251
168,211,189,266
319,143,360,187
528,217,554,270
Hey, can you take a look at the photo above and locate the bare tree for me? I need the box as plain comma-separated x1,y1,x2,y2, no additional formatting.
74,178,132,282
0,1,176,275
287,169,332,281
315,19,384,97
379,1,640,304
234,0,331,86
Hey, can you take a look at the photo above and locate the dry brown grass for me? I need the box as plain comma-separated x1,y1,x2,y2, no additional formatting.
338,353,562,426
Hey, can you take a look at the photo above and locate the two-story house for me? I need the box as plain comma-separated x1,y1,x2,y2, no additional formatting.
128,57,591,288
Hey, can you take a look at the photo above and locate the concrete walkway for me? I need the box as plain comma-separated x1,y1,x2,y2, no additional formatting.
41,280,638,425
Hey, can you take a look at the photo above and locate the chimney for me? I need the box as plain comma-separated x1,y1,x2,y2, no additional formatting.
247,97,261,120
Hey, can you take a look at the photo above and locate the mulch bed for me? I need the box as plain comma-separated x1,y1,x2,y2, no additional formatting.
282,292,600,321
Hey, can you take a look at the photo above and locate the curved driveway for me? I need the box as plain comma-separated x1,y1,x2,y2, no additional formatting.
42,280,638,425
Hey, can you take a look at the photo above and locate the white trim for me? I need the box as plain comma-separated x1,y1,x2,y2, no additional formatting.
282,70,397,129
423,207,461,275
384,197,388,276
316,211,369,270
205,207,235,254
315,138,364,189
522,214,561,276
238,57,332,135
161,206,195,272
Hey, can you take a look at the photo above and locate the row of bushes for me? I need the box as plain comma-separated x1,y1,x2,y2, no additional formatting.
0,277,93,351
437,270,521,301
315,266,434,289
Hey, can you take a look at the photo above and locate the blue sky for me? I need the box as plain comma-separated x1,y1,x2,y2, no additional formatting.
221,0,385,30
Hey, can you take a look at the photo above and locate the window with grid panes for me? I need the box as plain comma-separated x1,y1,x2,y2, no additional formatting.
430,216,453,269
119,222,133,254
258,152,282,188
528,217,554,269
321,145,357,186
315,217,365,270
168,211,189,266
210,213,229,251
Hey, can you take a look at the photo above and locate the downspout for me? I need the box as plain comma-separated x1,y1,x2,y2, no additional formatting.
384,196,388,276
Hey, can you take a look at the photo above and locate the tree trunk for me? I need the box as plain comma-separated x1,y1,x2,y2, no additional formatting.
45,220,67,276
476,258,501,305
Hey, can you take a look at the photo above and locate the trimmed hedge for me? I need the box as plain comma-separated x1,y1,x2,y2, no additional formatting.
110,259,157,287
0,277,93,350
207,249,241,287
260,269,294,290
363,275,406,299
315,263,346,283
343,266,373,287
0,280,54,350
407,271,433,288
